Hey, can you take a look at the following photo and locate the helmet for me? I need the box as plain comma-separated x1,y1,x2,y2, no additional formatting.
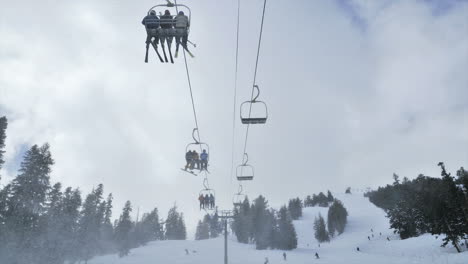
165,10,170,15
150,10,156,15
178,11,184,15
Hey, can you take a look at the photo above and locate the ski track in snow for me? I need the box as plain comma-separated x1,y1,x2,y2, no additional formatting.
89,193,468,264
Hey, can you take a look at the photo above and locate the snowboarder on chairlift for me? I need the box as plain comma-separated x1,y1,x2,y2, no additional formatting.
209,193,215,208
185,150,193,170
174,11,193,58
159,10,175,63
200,149,208,171
198,194,204,209
142,10,163,63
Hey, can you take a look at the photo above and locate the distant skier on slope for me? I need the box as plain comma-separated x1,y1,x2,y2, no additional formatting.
283,252,286,260
315,253,320,259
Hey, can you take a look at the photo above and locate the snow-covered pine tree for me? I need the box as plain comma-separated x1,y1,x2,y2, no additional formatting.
115,200,134,257
314,213,330,242
195,220,210,240
277,206,297,250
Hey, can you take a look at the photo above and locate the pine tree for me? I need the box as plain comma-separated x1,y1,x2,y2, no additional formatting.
195,220,210,240
327,199,348,237
327,190,334,202
345,187,351,194
165,205,186,240
232,197,252,243
60,187,82,263
277,206,297,250
100,193,114,252
314,214,329,243
115,201,134,257
431,163,467,253
288,198,303,220
77,185,106,262
138,207,163,244
304,195,313,207
177,213,187,240
252,195,270,249
4,144,54,263
209,212,222,238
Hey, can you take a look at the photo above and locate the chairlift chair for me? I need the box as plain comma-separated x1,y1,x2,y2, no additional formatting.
147,0,192,37
240,85,268,124
233,185,246,207
236,154,254,181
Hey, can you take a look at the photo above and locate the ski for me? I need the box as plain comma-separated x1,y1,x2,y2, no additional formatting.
168,46,174,64
151,42,164,63
161,44,169,63
145,44,150,63
181,168,197,176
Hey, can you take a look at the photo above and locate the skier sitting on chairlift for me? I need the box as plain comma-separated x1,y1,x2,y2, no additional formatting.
198,194,204,209
204,194,210,209
209,193,215,209
174,11,193,58
159,10,175,63
200,149,208,171
142,10,163,63
191,150,200,170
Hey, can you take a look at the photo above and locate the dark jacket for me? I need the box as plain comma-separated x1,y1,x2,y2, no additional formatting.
142,14,160,29
160,14,174,28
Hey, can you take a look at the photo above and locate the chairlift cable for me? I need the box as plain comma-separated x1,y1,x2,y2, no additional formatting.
241,0,267,162
230,0,241,194
174,0,201,143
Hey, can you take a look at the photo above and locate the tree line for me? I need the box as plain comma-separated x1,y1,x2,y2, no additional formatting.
304,190,334,207
0,116,187,263
365,163,468,253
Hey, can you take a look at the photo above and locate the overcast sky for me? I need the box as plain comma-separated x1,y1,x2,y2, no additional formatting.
0,0,467,235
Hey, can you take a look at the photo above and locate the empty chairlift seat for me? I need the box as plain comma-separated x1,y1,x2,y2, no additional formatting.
240,85,268,124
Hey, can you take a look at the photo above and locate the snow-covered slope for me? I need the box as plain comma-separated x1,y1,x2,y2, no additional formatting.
89,193,468,264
